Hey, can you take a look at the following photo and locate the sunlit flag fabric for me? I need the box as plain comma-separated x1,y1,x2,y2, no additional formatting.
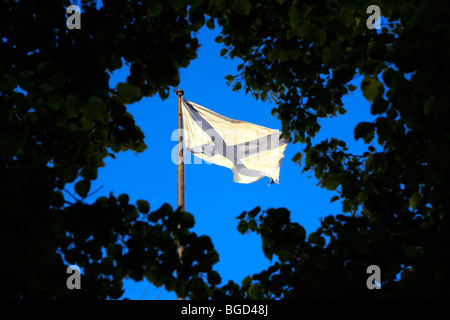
181,99,287,184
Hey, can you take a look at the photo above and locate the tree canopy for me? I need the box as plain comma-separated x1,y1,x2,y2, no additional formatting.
1,0,449,299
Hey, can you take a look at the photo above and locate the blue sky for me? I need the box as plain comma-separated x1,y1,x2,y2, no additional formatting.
76,25,375,300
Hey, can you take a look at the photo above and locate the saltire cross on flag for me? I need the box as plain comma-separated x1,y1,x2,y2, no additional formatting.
181,99,287,184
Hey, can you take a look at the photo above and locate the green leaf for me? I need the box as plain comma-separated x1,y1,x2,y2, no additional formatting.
168,0,185,10
206,18,215,30
80,116,94,130
332,65,355,85
292,152,302,164
308,231,325,247
368,41,386,61
207,270,221,285
424,97,436,115
371,97,389,114
220,48,228,57
338,2,356,27
237,220,248,234
40,83,54,94
65,95,80,118
107,244,123,259
133,141,147,153
48,95,64,111
330,195,340,203
158,87,169,100
118,193,130,205
175,281,187,298
110,57,123,70
410,192,422,210
322,44,342,65
298,21,315,39
236,211,247,220
232,82,242,91
85,96,106,121
148,1,163,17
233,0,251,15
224,74,234,82
288,3,300,30
361,76,382,102
74,180,91,198
248,283,263,299
107,153,116,160
354,122,375,141
116,82,141,104
96,196,109,206
365,154,375,171
241,276,252,289
180,212,195,228
2,74,18,91
313,29,327,46
81,165,97,180
248,219,257,231
50,190,65,208
37,60,51,72
277,48,290,61
136,200,150,213
324,178,339,191
247,206,261,218
18,70,34,81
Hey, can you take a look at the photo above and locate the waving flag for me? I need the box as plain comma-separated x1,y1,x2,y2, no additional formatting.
181,99,287,184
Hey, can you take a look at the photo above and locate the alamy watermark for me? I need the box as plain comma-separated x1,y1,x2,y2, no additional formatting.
170,121,286,165
64,4,380,31
66,5,81,30
367,5,381,30
366,265,382,289
66,265,81,290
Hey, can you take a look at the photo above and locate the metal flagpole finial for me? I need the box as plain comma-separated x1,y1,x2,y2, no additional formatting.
176,89,184,97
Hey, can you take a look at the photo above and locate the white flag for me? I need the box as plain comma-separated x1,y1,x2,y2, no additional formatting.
181,99,287,184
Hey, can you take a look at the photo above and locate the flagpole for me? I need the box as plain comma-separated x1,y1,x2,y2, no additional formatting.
176,88,185,300
176,89,185,212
